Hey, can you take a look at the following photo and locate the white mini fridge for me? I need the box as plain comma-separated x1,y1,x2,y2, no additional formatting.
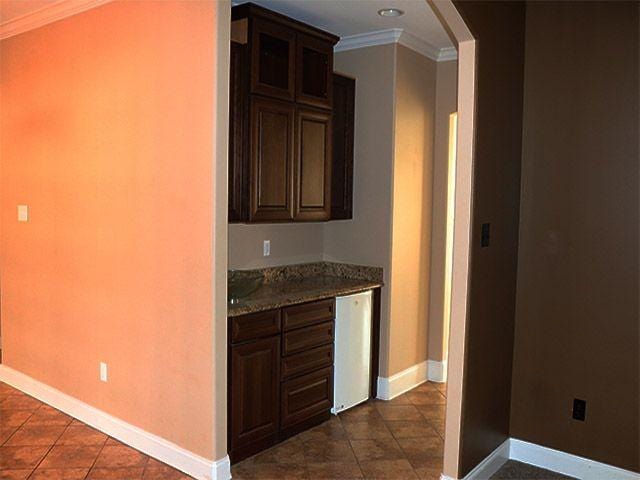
332,290,373,414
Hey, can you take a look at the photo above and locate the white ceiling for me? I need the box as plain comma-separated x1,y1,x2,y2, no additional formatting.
233,0,454,58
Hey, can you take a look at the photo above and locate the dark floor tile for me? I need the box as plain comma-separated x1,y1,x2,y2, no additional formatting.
406,391,446,406
359,459,418,479
416,404,445,421
250,438,305,465
396,437,444,463
306,461,364,479
39,445,102,469
0,411,33,429
0,445,50,470
338,403,382,424
0,384,23,398
302,439,357,464
231,463,308,479
0,470,31,480
385,421,439,439
24,406,72,427
28,468,89,479
1,427,19,445
94,445,149,469
85,467,145,479
0,396,41,412
56,425,108,446
414,464,442,480
350,438,404,462
343,419,393,440
4,425,66,447
375,405,423,422
296,417,347,442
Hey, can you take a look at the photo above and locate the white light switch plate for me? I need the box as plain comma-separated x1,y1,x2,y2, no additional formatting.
263,240,271,257
99,362,108,382
17,205,28,222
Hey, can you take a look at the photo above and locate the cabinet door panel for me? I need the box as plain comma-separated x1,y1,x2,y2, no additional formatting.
250,98,295,221
281,367,333,429
230,336,280,450
251,18,295,101
296,34,333,109
294,108,332,221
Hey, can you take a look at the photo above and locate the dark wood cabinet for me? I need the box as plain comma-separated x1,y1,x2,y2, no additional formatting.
294,108,332,221
250,98,295,221
281,366,333,431
228,298,335,463
229,3,339,223
229,335,280,459
331,73,355,220
296,34,333,109
251,18,295,101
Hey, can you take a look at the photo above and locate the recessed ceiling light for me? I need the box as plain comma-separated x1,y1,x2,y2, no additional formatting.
378,8,404,18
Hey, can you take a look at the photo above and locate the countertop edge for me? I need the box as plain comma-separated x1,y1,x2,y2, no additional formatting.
227,281,383,317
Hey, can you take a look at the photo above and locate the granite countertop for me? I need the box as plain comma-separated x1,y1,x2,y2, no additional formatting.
228,262,383,317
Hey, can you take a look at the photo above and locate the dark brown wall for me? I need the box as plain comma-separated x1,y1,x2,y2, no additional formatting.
511,1,639,472
453,1,526,476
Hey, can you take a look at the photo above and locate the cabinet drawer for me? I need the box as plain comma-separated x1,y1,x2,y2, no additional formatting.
281,344,333,380
282,298,335,331
282,321,334,356
281,366,333,429
230,309,281,344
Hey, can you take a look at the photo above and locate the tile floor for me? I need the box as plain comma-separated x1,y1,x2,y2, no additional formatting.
0,382,193,480
231,381,448,480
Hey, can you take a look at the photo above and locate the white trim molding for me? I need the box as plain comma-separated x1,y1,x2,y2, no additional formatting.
335,28,458,62
439,439,510,480
0,0,113,40
510,438,640,480
377,360,428,400
0,365,231,480
427,359,448,383
440,438,640,480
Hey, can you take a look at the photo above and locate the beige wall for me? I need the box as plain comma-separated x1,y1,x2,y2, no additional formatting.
0,0,216,459
387,45,437,375
427,60,457,363
511,1,639,472
228,223,324,269
323,44,396,375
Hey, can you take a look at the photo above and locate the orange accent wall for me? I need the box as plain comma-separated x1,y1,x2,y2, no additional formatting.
0,0,216,458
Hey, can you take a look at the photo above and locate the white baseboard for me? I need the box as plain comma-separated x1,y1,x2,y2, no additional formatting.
440,437,640,480
439,438,509,480
377,360,428,400
0,365,231,480
510,438,640,480
427,359,448,383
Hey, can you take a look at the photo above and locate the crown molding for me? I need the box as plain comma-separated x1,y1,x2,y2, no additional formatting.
0,0,113,40
335,28,403,53
335,28,457,62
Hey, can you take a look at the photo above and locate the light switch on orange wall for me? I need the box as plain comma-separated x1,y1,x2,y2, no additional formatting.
17,205,28,222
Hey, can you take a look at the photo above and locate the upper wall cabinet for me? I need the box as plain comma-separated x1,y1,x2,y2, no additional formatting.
251,18,296,101
229,3,351,223
296,34,333,109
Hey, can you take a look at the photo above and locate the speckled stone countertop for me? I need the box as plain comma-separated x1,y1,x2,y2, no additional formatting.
228,262,383,317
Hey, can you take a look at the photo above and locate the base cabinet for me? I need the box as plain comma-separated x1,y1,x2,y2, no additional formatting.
228,299,335,464
229,336,280,454
281,366,333,429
